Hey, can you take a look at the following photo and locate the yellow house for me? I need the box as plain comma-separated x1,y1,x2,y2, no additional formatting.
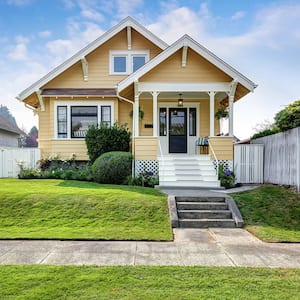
17,17,257,188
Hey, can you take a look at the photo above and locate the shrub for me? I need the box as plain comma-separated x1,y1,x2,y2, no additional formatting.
92,151,133,184
218,164,235,189
125,171,159,188
274,99,300,131
18,167,40,179
251,127,280,139
85,123,131,163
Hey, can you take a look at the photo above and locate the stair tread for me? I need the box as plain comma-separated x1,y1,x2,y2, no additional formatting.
177,201,227,205
178,209,230,213
179,218,235,222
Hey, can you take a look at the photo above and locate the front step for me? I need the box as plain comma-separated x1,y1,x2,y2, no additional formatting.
169,195,243,228
178,210,232,219
179,219,236,228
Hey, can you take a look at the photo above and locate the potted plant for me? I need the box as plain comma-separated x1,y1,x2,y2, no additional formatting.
215,105,229,135
129,107,144,120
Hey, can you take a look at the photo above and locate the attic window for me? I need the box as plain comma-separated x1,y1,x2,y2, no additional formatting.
110,50,149,75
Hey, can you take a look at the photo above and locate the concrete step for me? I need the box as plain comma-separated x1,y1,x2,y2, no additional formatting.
178,210,232,219
176,196,226,203
176,202,228,210
179,219,236,228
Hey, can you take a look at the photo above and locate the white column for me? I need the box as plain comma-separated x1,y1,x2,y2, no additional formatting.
134,94,139,137
229,95,234,136
209,92,215,136
152,91,158,137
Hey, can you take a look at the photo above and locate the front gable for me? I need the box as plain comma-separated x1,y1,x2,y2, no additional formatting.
140,48,232,83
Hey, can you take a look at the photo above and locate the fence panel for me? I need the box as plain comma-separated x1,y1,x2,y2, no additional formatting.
234,144,264,184
251,127,300,191
0,147,40,178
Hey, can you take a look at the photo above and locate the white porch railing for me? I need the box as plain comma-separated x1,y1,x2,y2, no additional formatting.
208,138,219,176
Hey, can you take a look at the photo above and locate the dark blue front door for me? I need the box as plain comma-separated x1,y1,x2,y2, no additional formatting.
169,108,187,153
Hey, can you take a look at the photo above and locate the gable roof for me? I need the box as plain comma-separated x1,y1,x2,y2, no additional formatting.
0,115,23,135
17,17,169,101
117,34,257,93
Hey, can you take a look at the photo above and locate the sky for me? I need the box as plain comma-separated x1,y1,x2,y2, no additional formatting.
0,0,299,139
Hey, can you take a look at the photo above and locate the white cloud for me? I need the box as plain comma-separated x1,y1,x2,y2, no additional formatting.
7,36,30,61
7,0,32,6
81,9,104,21
38,30,52,38
116,0,143,18
63,0,75,9
231,11,246,20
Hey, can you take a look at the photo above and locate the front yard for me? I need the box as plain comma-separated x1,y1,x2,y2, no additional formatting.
0,179,172,241
232,185,300,242
1,265,300,299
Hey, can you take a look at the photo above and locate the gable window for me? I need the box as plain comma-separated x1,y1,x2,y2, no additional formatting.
55,101,114,139
110,50,149,74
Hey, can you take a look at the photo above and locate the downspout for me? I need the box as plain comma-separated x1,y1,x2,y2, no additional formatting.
116,92,135,177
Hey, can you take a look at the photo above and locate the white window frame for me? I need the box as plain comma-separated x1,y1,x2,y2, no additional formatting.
109,50,149,75
54,100,114,140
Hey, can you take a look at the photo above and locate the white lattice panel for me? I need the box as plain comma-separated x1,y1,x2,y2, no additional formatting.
213,160,233,171
134,160,159,176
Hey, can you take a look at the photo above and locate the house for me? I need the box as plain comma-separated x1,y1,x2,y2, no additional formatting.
0,115,23,147
17,17,257,187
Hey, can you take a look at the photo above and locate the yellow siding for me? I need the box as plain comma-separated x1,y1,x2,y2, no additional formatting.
139,99,153,136
141,48,232,83
118,100,133,132
43,29,163,90
134,137,157,160
209,136,233,160
39,139,88,160
37,98,52,140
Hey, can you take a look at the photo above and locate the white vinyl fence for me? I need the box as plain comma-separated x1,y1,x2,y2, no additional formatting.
234,144,264,184
0,147,40,178
251,127,300,191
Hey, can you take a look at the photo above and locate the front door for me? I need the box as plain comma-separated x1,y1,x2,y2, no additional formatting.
169,108,187,153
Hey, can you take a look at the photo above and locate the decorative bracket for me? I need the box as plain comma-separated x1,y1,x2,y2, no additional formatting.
182,45,188,67
36,90,45,112
127,26,132,50
81,57,88,81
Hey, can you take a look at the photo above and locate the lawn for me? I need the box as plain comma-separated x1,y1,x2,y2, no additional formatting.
0,265,299,299
232,185,300,242
0,179,172,240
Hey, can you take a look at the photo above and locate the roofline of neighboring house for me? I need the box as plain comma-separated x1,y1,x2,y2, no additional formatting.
17,16,169,102
0,116,24,135
118,34,258,93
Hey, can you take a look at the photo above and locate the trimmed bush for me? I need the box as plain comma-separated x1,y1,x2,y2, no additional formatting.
85,123,131,163
275,100,300,131
92,151,133,184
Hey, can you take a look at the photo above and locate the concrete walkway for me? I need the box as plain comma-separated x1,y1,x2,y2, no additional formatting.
0,229,299,268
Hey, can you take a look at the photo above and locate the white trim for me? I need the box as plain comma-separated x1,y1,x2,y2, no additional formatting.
109,50,149,75
118,35,257,93
54,100,115,139
137,82,231,93
127,26,132,50
81,57,88,81
18,17,168,101
209,92,215,137
182,45,188,67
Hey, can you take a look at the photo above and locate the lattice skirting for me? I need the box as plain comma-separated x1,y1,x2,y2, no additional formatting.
213,160,233,172
134,160,159,176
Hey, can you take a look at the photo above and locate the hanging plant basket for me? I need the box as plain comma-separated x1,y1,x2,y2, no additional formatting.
129,107,144,120
214,105,229,120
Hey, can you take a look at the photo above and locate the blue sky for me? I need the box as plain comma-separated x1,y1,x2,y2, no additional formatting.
0,0,299,139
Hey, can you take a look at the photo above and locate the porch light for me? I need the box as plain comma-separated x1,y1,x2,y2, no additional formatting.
178,93,183,107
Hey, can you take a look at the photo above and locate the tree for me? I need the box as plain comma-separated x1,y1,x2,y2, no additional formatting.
0,105,17,126
274,100,300,131
24,126,38,147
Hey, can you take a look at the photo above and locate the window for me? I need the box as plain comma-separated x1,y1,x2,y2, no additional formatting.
55,101,114,139
110,51,149,74
159,108,167,136
101,106,111,126
189,108,196,136
71,106,97,138
57,106,67,138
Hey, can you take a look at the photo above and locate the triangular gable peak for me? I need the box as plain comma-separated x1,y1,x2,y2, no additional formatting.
18,16,169,102
117,34,257,97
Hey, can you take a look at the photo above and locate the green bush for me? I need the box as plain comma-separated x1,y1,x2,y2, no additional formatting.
274,99,300,131
85,123,131,163
218,164,235,189
18,167,40,179
92,151,133,184
251,127,280,139
125,171,159,188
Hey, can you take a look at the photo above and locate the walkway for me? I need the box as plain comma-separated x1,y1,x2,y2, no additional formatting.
1,229,300,267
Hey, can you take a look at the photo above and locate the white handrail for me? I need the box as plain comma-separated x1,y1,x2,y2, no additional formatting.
158,140,164,178
208,138,219,176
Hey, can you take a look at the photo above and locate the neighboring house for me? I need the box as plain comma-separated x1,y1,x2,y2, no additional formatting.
17,17,257,187
0,115,23,147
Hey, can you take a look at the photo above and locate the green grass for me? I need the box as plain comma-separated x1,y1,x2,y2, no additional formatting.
232,185,300,242
0,179,172,240
1,265,300,299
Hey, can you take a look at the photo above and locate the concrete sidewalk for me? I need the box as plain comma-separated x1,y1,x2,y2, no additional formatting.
1,229,299,268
